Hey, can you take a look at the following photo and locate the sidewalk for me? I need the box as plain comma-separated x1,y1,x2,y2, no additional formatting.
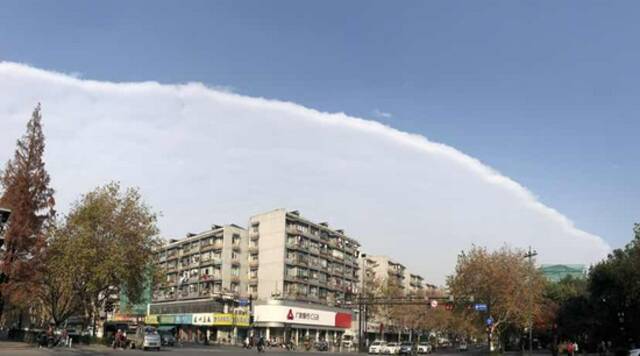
0,341,32,350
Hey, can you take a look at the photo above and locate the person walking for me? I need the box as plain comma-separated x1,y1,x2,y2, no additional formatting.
257,336,265,352
567,341,575,356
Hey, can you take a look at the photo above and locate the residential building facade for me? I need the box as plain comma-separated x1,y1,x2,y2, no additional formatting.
150,224,250,343
366,255,407,290
248,209,359,343
248,209,361,306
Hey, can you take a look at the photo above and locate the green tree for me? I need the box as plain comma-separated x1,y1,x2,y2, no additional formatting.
61,182,160,335
587,223,640,352
0,104,55,325
35,224,81,326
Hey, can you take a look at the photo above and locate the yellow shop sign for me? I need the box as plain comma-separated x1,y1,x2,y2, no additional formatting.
145,314,159,325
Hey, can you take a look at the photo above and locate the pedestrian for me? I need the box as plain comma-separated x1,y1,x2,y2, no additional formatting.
567,341,575,356
113,329,124,349
257,336,265,352
61,329,69,347
573,342,579,355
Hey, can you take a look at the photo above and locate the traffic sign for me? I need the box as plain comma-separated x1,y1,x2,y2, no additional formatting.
486,316,494,326
474,303,487,311
430,300,438,308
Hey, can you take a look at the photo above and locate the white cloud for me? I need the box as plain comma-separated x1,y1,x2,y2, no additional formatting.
373,108,393,118
0,62,610,284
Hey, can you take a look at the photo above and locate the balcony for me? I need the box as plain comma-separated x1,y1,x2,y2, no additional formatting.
286,241,305,251
285,225,301,236
166,252,178,261
248,245,259,253
199,274,221,282
249,259,259,268
231,275,241,283
201,242,224,252
250,232,259,240
179,292,200,299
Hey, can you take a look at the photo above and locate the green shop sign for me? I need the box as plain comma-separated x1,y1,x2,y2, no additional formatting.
158,314,193,325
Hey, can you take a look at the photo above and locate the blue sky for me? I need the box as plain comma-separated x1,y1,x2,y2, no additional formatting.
1,0,638,250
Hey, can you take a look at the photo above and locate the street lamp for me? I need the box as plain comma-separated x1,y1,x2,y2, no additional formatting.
523,246,537,356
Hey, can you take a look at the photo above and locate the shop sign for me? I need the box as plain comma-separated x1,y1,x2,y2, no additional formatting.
113,313,140,322
175,314,192,325
158,315,176,324
234,313,250,327
192,313,215,326
145,315,159,325
190,313,250,327
254,305,351,328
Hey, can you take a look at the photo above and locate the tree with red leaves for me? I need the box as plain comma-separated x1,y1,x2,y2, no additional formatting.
0,104,55,326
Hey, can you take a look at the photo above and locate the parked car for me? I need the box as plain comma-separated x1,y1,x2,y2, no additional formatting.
314,340,329,351
383,342,401,355
129,326,161,351
417,342,433,354
158,329,176,346
342,338,354,349
399,342,413,355
458,342,468,352
629,349,640,356
369,340,387,354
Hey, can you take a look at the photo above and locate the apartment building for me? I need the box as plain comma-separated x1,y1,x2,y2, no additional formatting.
155,224,248,301
248,209,361,305
366,255,407,290
248,209,359,344
150,224,250,343
404,273,425,295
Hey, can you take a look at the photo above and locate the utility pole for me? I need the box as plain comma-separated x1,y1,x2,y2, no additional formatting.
359,253,367,353
524,246,537,356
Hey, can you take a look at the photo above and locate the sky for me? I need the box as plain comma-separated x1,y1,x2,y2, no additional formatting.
0,1,638,281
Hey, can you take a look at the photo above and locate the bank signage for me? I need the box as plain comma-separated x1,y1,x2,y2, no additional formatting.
255,305,352,328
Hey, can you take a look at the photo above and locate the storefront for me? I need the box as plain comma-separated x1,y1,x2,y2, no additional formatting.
253,300,353,347
145,312,250,344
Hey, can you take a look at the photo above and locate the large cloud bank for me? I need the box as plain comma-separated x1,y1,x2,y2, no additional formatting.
0,62,610,283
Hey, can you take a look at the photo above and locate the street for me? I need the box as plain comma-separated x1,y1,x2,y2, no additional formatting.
0,344,478,356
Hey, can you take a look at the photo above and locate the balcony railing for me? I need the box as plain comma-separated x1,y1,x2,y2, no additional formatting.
202,242,224,251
